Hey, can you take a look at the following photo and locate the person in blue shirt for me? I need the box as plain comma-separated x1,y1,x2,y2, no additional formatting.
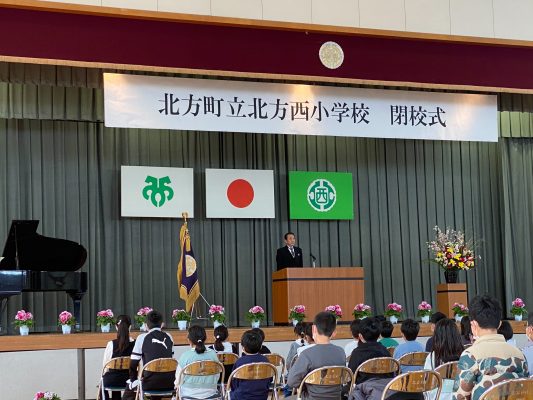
393,319,425,372
230,330,272,400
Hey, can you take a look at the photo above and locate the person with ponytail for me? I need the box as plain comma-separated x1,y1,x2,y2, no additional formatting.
101,314,135,400
175,325,221,399
209,325,233,353
286,322,306,370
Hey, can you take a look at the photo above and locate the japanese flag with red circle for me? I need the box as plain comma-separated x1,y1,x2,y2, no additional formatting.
205,169,275,218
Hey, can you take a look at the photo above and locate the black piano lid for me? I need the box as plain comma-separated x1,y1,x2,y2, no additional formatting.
1,220,87,272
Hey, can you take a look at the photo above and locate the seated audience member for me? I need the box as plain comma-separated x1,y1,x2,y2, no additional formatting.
423,319,463,400
348,317,391,384
209,325,234,353
124,310,174,400
297,322,316,356
345,320,361,357
175,325,220,399
521,312,533,368
453,295,528,400
230,330,271,400
393,319,424,372
460,316,473,346
287,322,306,369
252,327,271,354
101,315,135,400
497,320,517,347
287,312,346,399
378,321,399,349
425,312,447,352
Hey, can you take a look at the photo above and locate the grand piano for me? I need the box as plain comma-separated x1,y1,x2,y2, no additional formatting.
0,220,88,332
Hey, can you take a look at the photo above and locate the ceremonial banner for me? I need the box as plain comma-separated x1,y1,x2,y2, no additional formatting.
177,222,200,312
205,169,275,218
289,171,354,220
104,73,498,142
121,166,194,218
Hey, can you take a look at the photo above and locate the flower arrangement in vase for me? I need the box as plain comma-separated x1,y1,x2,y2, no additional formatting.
58,311,76,334
417,301,433,323
452,303,469,322
352,304,372,320
325,304,343,320
135,307,153,331
209,305,226,327
13,309,34,336
384,303,403,324
96,309,115,332
289,305,306,325
510,298,528,321
34,392,61,400
172,309,191,330
246,306,266,328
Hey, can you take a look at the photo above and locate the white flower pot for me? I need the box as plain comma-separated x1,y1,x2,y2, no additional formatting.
292,319,299,326
358,316,367,320
100,323,111,333
140,322,147,332
514,314,523,322
62,324,72,334
421,315,430,324
251,321,260,328
19,325,29,336
389,316,398,324
455,314,463,322
213,321,222,329
177,320,188,330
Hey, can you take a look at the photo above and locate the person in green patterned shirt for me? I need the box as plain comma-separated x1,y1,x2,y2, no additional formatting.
453,295,528,400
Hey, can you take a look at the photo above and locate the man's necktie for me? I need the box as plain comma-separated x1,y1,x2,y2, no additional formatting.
289,247,295,257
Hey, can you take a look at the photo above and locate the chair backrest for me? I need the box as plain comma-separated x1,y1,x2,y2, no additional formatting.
297,366,354,400
140,357,178,374
217,352,239,365
478,378,533,400
264,353,286,383
177,360,225,385
226,362,278,399
397,351,428,367
380,370,442,400
434,361,458,380
387,347,395,357
353,357,400,383
101,356,131,375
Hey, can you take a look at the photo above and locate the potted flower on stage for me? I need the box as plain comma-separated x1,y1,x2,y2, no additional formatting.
96,309,115,333
135,307,153,331
353,304,372,320
325,304,343,320
289,305,306,326
511,298,528,321
427,226,478,284
34,391,61,400
452,303,468,322
172,309,192,330
246,306,266,328
384,303,403,324
417,301,433,323
58,311,76,334
13,309,34,336
209,305,226,328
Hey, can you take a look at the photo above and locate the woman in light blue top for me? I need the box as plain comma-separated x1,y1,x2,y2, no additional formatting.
175,325,221,399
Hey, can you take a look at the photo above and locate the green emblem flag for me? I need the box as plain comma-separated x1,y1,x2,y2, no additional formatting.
289,171,354,220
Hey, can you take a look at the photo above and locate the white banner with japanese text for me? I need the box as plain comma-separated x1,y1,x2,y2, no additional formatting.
104,73,497,142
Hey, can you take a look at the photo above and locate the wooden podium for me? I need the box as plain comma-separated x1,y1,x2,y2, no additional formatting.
272,267,364,325
436,283,468,318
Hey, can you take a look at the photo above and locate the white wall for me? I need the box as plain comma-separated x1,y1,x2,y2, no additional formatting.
36,0,533,42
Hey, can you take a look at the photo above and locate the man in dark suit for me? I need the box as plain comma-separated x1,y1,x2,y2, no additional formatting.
276,232,303,270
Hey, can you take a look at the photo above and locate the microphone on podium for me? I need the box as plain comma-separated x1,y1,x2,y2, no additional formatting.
310,253,317,268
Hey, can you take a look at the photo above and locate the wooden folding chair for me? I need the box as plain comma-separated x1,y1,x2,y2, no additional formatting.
135,357,177,400
478,378,533,400
380,370,442,400
96,356,131,400
353,357,400,385
176,360,225,400
434,360,458,380
216,352,238,366
225,362,278,400
264,353,286,386
397,351,428,371
386,347,396,357
296,366,353,400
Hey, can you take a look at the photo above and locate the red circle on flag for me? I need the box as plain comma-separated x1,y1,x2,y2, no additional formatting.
227,179,254,208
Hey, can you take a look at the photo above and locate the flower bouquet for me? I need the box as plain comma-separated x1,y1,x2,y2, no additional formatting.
135,307,153,331
58,311,75,334
289,305,306,325
34,392,61,400
452,303,468,322
172,309,191,330
96,309,115,332
352,304,372,320
246,306,266,328
209,305,226,327
384,303,403,324
417,301,433,323
510,298,528,321
13,309,34,336
325,304,343,319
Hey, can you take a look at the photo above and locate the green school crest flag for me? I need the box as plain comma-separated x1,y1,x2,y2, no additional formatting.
289,171,354,220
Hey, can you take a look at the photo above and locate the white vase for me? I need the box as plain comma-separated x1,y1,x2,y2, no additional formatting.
100,323,111,333
421,315,430,324
455,314,463,322
177,320,188,330
389,316,398,324
292,319,299,326
251,321,260,328
19,325,29,336
515,314,523,322
62,324,72,334
140,322,147,332
213,321,222,329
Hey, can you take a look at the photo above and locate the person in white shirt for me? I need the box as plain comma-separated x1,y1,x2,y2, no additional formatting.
521,312,533,368
297,322,316,356
344,320,360,358
286,322,306,370
209,325,234,353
